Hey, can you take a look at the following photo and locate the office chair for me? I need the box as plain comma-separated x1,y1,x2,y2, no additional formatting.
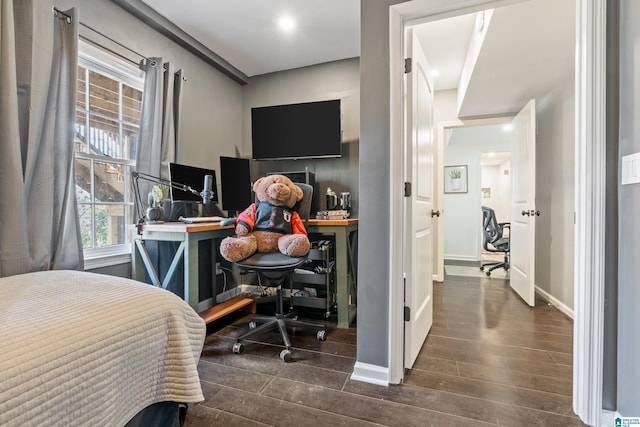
231,182,326,362
480,206,510,276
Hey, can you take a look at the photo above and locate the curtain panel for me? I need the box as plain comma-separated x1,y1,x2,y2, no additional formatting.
135,59,183,222
0,2,83,277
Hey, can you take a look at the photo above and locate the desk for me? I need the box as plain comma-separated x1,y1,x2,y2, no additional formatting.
307,218,358,328
131,222,234,311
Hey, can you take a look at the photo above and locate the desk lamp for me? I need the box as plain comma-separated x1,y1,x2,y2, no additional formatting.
131,171,215,228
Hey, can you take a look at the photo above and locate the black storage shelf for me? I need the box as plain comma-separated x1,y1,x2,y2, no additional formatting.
290,239,335,317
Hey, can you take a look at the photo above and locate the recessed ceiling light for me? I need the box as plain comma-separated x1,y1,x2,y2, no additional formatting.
430,69,440,78
278,15,296,33
502,123,514,132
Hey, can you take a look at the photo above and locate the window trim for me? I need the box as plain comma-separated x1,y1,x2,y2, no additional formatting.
77,41,144,267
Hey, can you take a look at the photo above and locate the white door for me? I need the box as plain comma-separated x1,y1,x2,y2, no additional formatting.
509,99,536,306
404,29,434,368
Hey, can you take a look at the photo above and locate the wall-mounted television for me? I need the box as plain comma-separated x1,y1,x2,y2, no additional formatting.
251,99,341,160
168,162,218,203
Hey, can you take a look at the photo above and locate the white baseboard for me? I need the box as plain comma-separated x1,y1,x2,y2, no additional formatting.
216,287,244,302
535,285,574,319
351,362,389,386
443,255,478,262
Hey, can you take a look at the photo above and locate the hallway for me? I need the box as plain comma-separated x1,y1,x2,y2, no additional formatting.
186,271,586,426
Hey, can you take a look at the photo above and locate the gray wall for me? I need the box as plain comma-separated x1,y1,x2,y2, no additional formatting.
357,0,408,368
55,0,244,217
535,78,575,311
243,59,360,216
617,0,640,415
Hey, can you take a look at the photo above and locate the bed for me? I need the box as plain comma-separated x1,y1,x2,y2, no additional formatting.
0,270,206,427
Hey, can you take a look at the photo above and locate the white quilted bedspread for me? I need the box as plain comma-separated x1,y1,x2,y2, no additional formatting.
0,270,206,427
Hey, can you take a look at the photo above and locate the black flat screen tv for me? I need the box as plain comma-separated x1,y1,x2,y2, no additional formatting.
168,162,218,203
220,156,253,215
251,99,341,160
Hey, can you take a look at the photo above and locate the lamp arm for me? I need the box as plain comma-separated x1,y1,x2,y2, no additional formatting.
131,171,200,197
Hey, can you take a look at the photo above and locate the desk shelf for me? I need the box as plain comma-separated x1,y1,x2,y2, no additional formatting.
199,295,255,324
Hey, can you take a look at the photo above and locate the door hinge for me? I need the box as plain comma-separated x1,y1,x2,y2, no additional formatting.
404,182,412,197
404,306,411,321
404,58,412,74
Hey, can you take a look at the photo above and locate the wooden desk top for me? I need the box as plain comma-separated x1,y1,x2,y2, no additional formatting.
137,221,234,233
308,218,358,227
136,218,357,233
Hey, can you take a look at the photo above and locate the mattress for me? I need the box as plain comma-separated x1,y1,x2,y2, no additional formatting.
0,270,206,427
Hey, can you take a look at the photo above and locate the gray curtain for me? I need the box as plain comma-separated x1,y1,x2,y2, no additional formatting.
135,59,183,212
135,61,184,295
0,2,83,277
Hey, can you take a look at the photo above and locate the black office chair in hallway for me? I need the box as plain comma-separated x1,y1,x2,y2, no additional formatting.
480,206,510,276
230,182,326,362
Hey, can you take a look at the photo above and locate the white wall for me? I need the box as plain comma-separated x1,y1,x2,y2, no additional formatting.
443,127,512,261
481,159,511,223
444,146,482,260
535,77,575,310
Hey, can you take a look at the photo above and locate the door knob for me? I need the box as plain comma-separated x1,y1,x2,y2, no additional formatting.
521,210,531,216
535,210,541,216
431,210,440,217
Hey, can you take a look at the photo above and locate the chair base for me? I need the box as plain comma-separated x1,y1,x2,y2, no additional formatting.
232,285,326,362
480,253,510,277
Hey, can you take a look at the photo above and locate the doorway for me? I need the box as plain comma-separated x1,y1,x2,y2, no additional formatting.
387,0,607,424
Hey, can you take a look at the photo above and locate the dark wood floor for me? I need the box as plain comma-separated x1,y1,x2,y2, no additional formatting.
185,271,588,426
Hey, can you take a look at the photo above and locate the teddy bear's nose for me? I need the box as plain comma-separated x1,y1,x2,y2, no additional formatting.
268,183,289,199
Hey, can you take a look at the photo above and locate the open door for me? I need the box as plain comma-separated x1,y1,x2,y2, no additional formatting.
509,99,536,306
403,29,434,368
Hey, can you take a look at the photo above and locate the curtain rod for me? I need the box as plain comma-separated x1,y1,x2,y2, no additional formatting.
53,6,153,67
52,6,72,23
53,6,186,80
79,22,154,67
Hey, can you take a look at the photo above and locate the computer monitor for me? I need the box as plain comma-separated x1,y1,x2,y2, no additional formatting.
168,162,218,203
220,156,252,216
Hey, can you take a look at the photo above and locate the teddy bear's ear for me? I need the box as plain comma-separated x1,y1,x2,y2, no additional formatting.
253,176,266,191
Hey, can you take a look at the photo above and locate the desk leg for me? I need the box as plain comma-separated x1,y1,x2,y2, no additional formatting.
184,235,199,311
132,239,152,283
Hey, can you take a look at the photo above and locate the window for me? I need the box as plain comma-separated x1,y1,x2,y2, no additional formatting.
75,42,144,261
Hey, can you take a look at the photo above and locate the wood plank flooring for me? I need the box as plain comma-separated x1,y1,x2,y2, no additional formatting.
185,271,587,426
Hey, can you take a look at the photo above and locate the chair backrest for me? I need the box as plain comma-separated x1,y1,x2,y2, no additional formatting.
293,182,313,229
481,206,503,247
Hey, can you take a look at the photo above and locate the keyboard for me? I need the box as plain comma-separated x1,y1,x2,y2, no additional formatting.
179,216,226,223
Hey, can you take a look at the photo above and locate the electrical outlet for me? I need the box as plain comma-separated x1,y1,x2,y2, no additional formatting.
215,262,222,275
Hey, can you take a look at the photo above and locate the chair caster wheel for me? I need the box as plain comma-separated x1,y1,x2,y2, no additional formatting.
486,271,491,277
280,349,293,362
316,330,327,341
232,342,243,354
248,321,257,330
479,266,485,271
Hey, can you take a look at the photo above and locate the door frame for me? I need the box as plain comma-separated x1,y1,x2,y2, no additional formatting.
388,1,606,425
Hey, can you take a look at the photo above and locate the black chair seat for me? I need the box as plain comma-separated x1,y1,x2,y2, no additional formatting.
236,252,308,271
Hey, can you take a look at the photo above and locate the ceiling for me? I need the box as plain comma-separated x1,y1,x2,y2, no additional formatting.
139,0,574,119
138,0,360,77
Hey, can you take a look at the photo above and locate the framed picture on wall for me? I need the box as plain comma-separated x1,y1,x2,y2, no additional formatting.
444,165,468,193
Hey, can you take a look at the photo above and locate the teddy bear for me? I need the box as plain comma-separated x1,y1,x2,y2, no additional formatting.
219,174,311,263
